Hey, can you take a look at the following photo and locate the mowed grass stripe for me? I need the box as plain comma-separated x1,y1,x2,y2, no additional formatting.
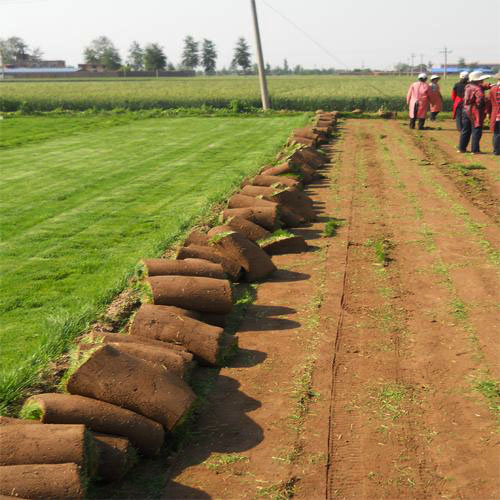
0,115,308,401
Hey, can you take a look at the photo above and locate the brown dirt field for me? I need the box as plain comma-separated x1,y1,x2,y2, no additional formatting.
105,119,500,499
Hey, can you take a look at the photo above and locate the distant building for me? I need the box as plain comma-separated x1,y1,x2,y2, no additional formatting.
432,65,495,75
77,63,106,72
13,55,66,68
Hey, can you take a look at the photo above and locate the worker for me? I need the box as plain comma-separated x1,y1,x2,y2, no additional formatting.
406,73,433,130
452,71,469,131
490,72,500,155
458,71,490,154
429,75,443,121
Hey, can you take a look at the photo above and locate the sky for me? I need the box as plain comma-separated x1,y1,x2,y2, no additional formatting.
1,0,499,70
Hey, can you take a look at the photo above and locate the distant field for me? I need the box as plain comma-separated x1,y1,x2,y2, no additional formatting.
0,113,309,408
0,75,455,112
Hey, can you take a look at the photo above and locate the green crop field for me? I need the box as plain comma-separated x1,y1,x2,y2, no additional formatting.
0,112,309,409
0,75,455,113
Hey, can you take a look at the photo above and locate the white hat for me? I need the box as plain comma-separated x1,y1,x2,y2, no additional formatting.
430,75,440,80
418,72,427,80
459,71,469,79
469,71,490,82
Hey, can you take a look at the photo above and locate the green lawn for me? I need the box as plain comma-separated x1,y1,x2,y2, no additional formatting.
0,75,456,112
0,113,309,409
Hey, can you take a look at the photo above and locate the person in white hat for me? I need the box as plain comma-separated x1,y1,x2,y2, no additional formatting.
489,72,500,155
429,75,443,121
452,71,469,131
458,71,490,153
406,73,433,130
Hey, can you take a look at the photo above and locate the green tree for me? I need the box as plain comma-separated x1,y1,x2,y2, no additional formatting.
0,37,38,65
127,41,144,70
283,58,290,74
181,35,199,69
458,57,466,67
144,43,167,71
83,36,121,69
201,39,217,74
232,37,251,72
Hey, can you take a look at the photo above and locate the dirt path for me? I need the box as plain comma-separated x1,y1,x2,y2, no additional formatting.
164,119,499,499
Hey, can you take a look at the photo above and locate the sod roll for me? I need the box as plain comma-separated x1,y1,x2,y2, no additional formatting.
93,433,135,483
0,424,95,476
0,463,84,499
130,303,236,365
183,229,210,247
143,258,225,279
0,417,37,426
224,216,270,242
227,193,277,209
22,393,164,457
66,344,196,430
260,235,309,255
250,174,300,188
222,207,279,231
148,276,233,314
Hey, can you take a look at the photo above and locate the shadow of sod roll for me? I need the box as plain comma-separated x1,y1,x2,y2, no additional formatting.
207,226,277,283
0,424,97,477
0,463,85,499
221,207,280,231
223,216,270,243
66,345,196,430
142,258,226,280
147,276,233,314
21,393,164,457
92,433,136,483
176,245,241,281
129,304,237,366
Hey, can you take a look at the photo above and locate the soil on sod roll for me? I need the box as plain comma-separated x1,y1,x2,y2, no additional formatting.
289,147,327,169
0,417,37,426
22,393,164,457
208,226,277,282
222,207,280,231
291,135,316,147
260,235,309,255
104,342,193,379
143,258,226,279
93,433,135,483
0,463,84,499
129,304,236,365
88,332,193,361
224,216,270,242
250,174,300,188
272,189,316,221
259,162,293,177
293,127,321,141
227,193,277,210
0,424,95,474
66,344,196,430
176,245,241,281
147,276,233,314
183,229,210,247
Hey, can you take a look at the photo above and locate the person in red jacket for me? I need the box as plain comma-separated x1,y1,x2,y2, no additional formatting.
429,75,443,121
452,71,469,131
406,73,433,130
458,71,491,154
490,72,500,155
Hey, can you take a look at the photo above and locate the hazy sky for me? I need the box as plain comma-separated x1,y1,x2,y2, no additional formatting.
1,0,499,70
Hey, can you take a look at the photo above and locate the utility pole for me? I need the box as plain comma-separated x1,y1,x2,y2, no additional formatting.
439,46,452,79
410,53,416,76
419,53,424,72
250,0,271,110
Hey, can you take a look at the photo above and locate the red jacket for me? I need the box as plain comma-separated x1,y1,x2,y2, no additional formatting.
464,83,486,127
451,81,467,118
489,84,500,132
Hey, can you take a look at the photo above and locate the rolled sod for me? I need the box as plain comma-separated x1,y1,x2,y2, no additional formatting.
292,135,316,147
104,342,193,379
293,127,320,140
250,174,300,188
93,433,135,483
148,276,233,314
183,229,209,247
130,304,237,365
260,235,309,255
0,417,37,426
0,424,95,476
227,193,277,209
67,345,196,430
88,332,193,361
240,185,276,198
289,147,327,169
222,207,279,231
143,258,226,279
208,226,277,282
0,463,84,499
22,393,164,457
261,163,314,184
271,190,315,222
177,244,241,281
260,162,293,177
224,216,270,242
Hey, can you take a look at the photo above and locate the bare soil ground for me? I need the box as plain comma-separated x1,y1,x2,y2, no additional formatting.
163,119,499,499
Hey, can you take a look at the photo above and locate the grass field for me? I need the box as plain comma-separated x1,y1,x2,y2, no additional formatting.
0,112,309,409
0,75,455,112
